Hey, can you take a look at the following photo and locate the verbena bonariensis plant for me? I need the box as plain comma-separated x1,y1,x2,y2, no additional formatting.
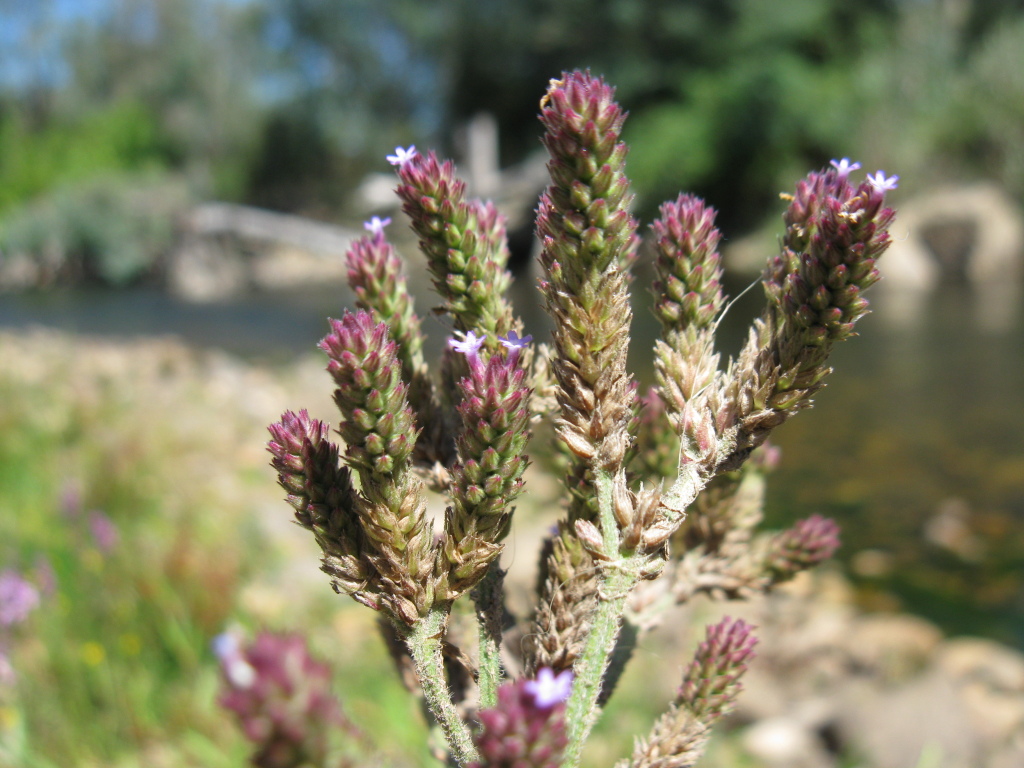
265,71,896,768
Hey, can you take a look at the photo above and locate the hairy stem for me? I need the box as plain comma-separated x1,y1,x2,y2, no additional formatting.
405,607,478,765
473,562,506,709
596,469,620,556
561,560,642,768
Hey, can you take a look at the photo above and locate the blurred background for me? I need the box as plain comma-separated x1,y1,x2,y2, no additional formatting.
1,0,1023,766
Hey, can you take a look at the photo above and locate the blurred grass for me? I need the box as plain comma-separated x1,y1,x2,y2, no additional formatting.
0,331,434,768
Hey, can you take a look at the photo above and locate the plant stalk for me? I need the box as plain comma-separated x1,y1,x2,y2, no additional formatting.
561,559,641,768
473,561,506,709
405,607,479,765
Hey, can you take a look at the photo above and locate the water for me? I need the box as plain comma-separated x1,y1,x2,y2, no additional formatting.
2,278,1022,647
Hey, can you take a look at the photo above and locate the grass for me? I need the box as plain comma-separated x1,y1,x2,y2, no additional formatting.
0,329,758,768
0,330,430,768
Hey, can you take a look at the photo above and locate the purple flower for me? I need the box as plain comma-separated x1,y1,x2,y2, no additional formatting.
0,652,14,686
524,667,573,708
866,170,899,192
386,145,417,167
89,511,120,553
213,631,257,689
60,482,82,519
0,570,40,627
471,672,570,768
33,556,57,596
363,216,391,238
829,158,861,178
449,330,485,361
217,631,348,767
498,330,533,366
498,331,533,350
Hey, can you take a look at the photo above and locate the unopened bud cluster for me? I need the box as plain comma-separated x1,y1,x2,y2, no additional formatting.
260,70,897,768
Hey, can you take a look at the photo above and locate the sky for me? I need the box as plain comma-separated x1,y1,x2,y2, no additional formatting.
0,0,255,91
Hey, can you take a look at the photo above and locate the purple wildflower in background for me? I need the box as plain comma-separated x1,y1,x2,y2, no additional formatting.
524,667,573,708
88,511,120,553
33,556,57,596
0,652,13,686
0,570,39,627
216,631,349,768
213,631,257,688
386,145,417,167
60,482,82,519
867,170,899,192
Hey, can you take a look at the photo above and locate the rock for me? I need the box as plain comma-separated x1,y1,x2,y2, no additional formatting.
959,681,1024,744
845,614,944,682
835,671,979,768
249,245,348,290
936,638,1024,692
881,183,1024,290
167,237,248,301
742,717,834,768
924,498,986,563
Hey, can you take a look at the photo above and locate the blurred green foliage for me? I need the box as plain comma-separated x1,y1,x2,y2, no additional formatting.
2,0,1024,282
0,100,169,215
0,172,192,285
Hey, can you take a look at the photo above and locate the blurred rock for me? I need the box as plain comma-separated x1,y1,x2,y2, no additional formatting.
835,671,977,768
169,203,358,300
742,716,833,768
846,614,943,682
882,183,1024,290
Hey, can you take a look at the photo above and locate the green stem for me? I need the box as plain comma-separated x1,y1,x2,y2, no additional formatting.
561,560,641,768
473,562,506,709
405,607,479,766
595,469,620,556
560,468,639,768
560,466,705,767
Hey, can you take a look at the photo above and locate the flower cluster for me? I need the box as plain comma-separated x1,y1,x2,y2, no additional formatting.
469,669,572,768
393,148,515,344
215,631,355,768
444,331,533,596
765,514,842,582
265,69,896,768
629,618,758,767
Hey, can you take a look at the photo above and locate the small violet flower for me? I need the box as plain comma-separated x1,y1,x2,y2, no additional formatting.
866,170,899,192
363,216,391,238
449,331,486,365
213,631,257,689
498,331,533,350
829,158,861,178
524,667,573,708
498,330,532,364
0,570,40,627
386,145,417,167
89,511,120,553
